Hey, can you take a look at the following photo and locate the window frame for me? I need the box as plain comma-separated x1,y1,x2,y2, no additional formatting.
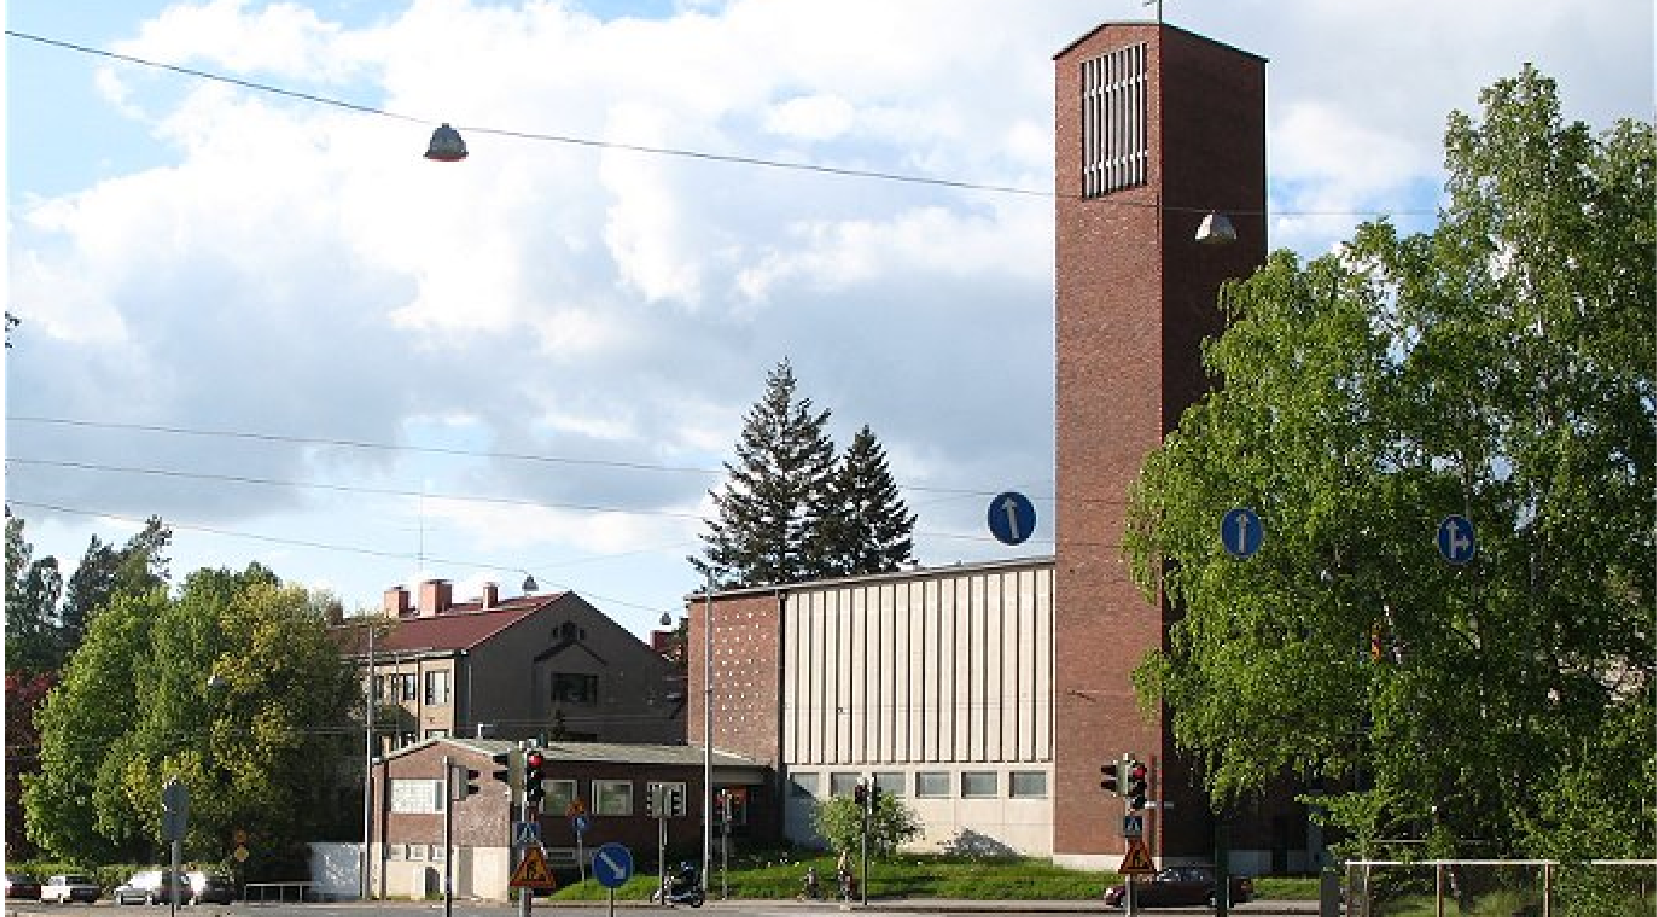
592,779,633,816
961,770,999,799
914,771,951,798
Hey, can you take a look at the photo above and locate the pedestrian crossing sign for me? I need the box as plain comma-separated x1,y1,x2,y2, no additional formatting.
510,845,558,889
1118,836,1156,875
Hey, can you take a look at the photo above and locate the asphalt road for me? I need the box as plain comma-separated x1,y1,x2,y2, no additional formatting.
6,900,1322,917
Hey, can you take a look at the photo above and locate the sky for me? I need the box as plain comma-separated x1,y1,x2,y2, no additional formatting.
6,0,1652,640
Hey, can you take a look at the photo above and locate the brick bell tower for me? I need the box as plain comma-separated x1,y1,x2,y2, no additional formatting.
1052,23,1266,864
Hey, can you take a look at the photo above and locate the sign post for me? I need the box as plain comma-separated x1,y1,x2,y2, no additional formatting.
161,780,188,917
592,843,633,917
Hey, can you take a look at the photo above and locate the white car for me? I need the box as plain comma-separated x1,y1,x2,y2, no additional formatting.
41,874,100,904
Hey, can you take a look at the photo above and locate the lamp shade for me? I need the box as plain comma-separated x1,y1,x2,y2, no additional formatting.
425,123,468,162
1195,212,1237,245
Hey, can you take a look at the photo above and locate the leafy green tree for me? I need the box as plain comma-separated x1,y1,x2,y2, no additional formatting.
694,360,838,588
811,791,922,858
58,516,172,656
5,671,55,859
813,426,917,576
1122,67,1653,856
6,512,64,674
24,563,361,874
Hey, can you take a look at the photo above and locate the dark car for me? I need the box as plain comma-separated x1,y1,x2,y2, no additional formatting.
6,873,43,901
185,872,235,905
1104,866,1253,908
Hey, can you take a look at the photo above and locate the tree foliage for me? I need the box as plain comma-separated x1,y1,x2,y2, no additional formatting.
811,792,923,857
694,361,915,588
6,513,64,675
1122,67,1654,856
813,426,918,577
23,563,361,874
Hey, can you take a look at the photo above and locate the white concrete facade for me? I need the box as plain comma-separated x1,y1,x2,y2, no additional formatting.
776,562,1058,855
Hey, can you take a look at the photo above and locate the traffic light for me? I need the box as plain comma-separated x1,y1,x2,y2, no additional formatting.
867,784,882,815
644,785,656,818
853,783,868,808
1101,758,1122,796
491,748,522,804
714,790,729,825
1126,759,1149,810
456,767,481,800
524,750,546,808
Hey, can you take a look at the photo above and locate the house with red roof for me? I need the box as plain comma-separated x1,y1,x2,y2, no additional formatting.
336,579,686,752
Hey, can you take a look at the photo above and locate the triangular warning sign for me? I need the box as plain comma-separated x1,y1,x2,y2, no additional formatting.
511,845,559,889
1118,836,1156,875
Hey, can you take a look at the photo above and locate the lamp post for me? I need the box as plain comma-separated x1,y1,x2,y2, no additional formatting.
361,616,376,901
701,571,714,896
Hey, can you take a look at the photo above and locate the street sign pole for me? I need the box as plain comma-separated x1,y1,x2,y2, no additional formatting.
442,756,454,917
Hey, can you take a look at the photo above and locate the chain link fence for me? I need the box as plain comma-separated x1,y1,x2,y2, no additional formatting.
1344,859,1656,917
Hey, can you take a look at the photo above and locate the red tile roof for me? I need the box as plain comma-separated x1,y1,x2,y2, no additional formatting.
335,591,569,654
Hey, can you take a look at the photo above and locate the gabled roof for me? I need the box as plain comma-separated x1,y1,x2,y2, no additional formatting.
334,592,569,655
384,736,761,769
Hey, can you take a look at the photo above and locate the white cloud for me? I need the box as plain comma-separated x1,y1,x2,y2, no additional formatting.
7,0,1650,636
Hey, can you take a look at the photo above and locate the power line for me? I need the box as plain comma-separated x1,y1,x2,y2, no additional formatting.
7,415,1027,499
4,28,1435,219
5,458,1037,545
3,498,684,615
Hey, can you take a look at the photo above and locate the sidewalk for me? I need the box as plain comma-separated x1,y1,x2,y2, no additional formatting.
544,898,1320,914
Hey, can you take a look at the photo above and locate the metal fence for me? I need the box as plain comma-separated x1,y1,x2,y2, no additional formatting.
1345,859,1656,917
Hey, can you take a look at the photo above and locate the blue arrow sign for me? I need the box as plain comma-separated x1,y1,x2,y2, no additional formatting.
1221,507,1264,559
592,842,633,889
988,491,1036,546
1437,515,1476,565
571,814,589,837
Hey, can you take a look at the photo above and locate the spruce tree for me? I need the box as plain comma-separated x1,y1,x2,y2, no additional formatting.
693,360,836,588
815,425,917,576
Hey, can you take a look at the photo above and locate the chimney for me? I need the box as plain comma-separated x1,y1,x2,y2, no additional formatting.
417,579,453,617
481,582,500,609
383,586,412,617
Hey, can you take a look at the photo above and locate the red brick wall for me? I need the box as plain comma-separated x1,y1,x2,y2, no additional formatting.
1053,23,1265,860
689,591,782,768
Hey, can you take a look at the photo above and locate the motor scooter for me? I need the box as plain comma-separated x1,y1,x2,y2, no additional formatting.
651,862,705,908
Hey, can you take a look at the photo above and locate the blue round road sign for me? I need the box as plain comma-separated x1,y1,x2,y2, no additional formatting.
988,491,1037,546
1436,515,1476,565
1220,507,1264,559
592,842,633,889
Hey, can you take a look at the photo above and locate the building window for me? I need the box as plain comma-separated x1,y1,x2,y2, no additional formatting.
829,772,862,797
371,675,384,701
789,773,820,799
545,780,578,816
423,728,448,741
390,780,444,814
873,772,906,796
593,779,633,816
386,844,405,861
551,673,598,704
915,772,951,798
961,771,998,799
1081,42,1149,196
424,670,449,705
407,845,426,861
1009,771,1048,799
398,673,417,701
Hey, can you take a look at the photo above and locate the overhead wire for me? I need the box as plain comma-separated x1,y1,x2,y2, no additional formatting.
3,27,1436,219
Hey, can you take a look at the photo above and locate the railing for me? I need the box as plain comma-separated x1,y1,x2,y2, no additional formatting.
242,881,314,903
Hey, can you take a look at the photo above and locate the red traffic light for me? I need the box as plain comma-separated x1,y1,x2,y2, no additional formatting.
526,751,545,769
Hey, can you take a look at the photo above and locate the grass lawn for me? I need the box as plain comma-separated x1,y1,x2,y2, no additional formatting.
544,852,1323,901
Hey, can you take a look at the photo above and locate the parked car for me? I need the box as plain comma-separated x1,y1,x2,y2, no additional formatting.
42,874,101,904
1104,865,1253,908
6,873,43,901
113,870,188,905
185,872,235,905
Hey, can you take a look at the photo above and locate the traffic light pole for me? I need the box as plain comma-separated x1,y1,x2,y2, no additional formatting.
442,756,455,917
